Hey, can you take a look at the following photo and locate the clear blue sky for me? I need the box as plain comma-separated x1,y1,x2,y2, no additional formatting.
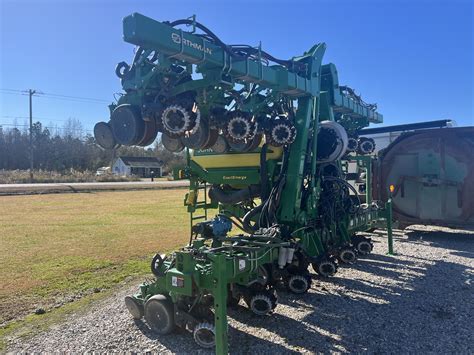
1,0,473,133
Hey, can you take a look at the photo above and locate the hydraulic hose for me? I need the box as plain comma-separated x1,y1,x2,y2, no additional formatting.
242,204,264,232
260,144,269,200
166,19,305,71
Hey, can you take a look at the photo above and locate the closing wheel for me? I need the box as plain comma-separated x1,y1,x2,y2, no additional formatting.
161,104,197,137
193,322,215,349
347,136,359,152
339,247,358,264
355,239,374,255
249,293,273,316
144,295,175,335
225,112,256,142
357,137,376,155
124,296,144,319
287,274,312,294
268,120,296,146
312,258,338,277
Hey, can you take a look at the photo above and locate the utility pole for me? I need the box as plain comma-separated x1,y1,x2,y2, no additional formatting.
28,89,36,182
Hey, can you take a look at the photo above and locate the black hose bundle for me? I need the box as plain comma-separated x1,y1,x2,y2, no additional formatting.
318,175,361,225
241,147,289,232
165,19,306,73
260,144,269,200
258,176,286,228
322,176,361,206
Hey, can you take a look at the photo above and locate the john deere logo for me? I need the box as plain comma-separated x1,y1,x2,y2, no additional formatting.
170,33,212,55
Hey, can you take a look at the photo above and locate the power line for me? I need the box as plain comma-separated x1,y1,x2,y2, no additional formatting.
0,88,111,104
0,91,28,96
37,95,109,105
41,92,110,103
0,89,27,94
0,88,24,93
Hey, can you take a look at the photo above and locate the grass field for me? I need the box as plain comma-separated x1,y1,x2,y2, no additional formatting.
0,189,191,329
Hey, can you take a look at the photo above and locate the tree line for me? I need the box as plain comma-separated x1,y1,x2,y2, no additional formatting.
0,120,185,173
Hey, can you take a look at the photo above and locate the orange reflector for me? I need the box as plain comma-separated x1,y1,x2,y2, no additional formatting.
389,184,395,193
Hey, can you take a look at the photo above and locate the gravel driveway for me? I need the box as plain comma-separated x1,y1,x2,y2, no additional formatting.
7,226,474,353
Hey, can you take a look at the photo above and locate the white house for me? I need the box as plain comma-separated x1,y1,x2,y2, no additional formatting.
112,156,163,178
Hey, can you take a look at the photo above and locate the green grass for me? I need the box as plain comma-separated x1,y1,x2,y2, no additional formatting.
0,189,194,346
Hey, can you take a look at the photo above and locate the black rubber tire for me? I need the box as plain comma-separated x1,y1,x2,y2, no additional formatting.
144,295,175,335
110,104,145,146
137,118,158,146
356,239,374,255
286,274,312,294
181,118,210,149
94,121,117,150
124,296,144,319
338,247,357,264
202,129,220,150
312,258,338,277
193,322,215,349
245,133,263,152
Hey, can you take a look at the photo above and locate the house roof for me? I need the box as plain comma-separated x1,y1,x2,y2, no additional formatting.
118,156,163,168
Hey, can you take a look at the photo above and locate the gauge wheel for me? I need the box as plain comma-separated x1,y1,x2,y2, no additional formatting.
144,294,175,335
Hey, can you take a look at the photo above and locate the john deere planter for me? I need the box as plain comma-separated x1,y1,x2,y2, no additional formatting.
95,13,393,354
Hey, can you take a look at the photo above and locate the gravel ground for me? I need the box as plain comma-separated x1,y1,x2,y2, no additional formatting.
6,226,474,353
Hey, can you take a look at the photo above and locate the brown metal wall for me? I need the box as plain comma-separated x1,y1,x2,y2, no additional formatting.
373,127,474,229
